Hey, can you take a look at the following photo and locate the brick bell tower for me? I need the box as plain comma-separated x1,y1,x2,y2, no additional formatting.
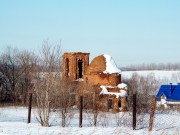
62,52,90,80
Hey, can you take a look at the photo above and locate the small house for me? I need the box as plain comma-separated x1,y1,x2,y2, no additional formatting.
156,83,180,108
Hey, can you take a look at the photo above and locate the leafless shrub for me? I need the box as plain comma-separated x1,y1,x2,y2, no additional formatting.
34,71,60,126
84,109,94,126
16,50,38,105
56,80,76,127
83,85,101,127
123,72,171,130
136,112,148,129
34,75,75,127
84,103,100,127
114,112,126,126
113,112,132,128
34,40,62,127
123,73,160,114
99,112,110,127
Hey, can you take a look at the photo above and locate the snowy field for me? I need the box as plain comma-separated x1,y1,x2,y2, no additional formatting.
1,70,180,135
0,106,180,135
122,70,180,84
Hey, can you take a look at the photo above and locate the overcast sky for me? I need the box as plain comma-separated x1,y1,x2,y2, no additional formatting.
0,0,180,66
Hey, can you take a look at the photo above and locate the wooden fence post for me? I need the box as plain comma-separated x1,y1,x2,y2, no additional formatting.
149,95,156,131
133,94,136,130
28,92,32,123
79,96,83,128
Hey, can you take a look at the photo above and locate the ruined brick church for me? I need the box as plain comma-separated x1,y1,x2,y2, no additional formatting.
62,52,128,112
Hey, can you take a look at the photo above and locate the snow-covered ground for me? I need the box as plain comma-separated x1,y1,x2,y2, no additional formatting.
0,106,180,135
1,70,180,135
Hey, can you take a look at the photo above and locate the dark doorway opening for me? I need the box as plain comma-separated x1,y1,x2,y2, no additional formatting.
118,99,121,108
65,58,69,78
78,60,83,78
108,99,113,110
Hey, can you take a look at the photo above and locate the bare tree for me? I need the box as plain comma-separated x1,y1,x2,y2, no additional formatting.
34,40,62,127
34,72,60,126
56,80,75,127
83,84,101,127
16,50,38,104
0,47,19,102
99,112,110,127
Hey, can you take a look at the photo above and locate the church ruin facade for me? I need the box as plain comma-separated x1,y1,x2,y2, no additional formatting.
62,52,128,112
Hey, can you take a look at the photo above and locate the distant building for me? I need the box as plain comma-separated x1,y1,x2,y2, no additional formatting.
156,83,180,108
62,52,128,112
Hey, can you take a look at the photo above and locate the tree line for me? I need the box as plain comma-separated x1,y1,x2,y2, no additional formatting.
0,40,62,104
121,62,180,71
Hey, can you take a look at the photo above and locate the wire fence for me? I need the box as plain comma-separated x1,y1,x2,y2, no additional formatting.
1,92,180,132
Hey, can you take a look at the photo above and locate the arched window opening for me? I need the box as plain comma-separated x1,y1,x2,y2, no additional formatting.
65,58,69,78
108,99,113,110
78,60,83,79
118,99,121,108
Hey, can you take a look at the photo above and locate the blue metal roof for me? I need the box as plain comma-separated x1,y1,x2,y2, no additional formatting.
156,84,180,101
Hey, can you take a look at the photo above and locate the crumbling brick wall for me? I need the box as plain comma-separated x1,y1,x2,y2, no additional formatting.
84,55,121,86
62,52,89,80
84,73,121,86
